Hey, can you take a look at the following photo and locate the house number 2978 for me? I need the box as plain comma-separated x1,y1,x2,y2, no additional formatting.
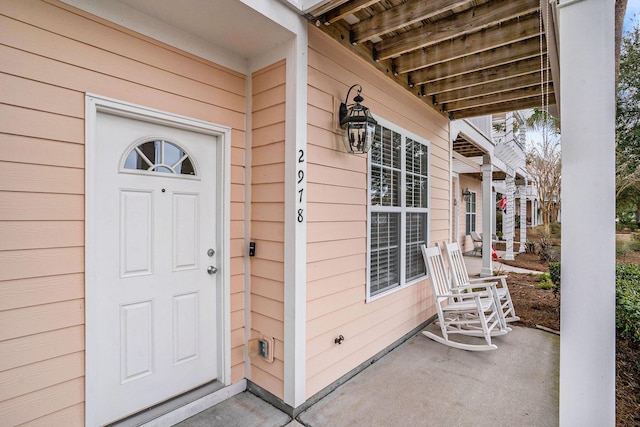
297,149,305,223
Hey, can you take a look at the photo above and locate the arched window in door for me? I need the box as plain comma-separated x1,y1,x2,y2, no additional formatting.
122,139,196,176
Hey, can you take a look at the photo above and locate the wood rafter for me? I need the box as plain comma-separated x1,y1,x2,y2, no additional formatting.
374,0,539,60
435,71,550,104
410,37,546,85
350,0,471,44
445,84,554,112
322,0,380,24
393,13,541,73
424,56,547,96
309,0,558,119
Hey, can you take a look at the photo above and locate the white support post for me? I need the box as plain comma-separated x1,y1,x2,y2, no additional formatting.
481,161,494,277
519,179,527,253
559,0,615,425
504,174,515,261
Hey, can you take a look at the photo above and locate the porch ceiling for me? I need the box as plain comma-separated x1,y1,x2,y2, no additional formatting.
305,0,558,119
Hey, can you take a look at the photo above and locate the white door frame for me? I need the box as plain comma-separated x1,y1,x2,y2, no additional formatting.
85,94,232,425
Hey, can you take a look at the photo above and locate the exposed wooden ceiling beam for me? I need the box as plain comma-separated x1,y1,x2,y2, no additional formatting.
423,56,546,95
450,93,557,119
390,13,540,71
374,0,539,60
322,0,380,24
444,84,554,112
351,0,470,44
409,37,546,83
435,71,549,104
307,0,351,18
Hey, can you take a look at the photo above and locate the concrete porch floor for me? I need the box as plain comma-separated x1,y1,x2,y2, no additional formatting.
176,257,559,427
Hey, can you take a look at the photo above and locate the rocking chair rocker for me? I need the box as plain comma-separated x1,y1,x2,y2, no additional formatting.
420,245,508,351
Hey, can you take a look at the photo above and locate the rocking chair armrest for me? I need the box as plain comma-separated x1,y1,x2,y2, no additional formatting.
440,291,486,299
450,282,498,293
469,276,509,283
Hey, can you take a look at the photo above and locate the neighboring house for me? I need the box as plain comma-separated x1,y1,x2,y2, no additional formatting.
7,1,621,426
451,111,538,275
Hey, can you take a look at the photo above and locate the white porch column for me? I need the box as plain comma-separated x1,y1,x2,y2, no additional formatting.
481,161,494,277
519,179,527,253
559,0,615,426
504,174,515,261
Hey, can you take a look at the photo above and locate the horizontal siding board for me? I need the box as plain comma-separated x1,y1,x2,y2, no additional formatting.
251,163,284,184
250,365,284,400
0,134,84,168
0,325,84,372
0,45,245,131
0,104,83,144
307,203,366,222
0,351,84,401
0,191,84,221
252,85,286,112
0,273,84,311
251,294,285,323
0,247,84,282
0,161,84,194
2,0,246,96
251,312,284,342
307,164,366,188
252,104,285,130
252,63,286,93
306,140,365,172
250,259,284,282
0,15,245,114
252,123,285,147
307,238,366,263
0,72,84,118
251,203,284,222
251,222,285,242
307,183,366,205
0,377,84,426
251,277,284,302
248,240,284,263
307,270,364,301
307,221,366,242
251,184,284,203
19,402,84,427
252,142,285,166
0,299,84,341
307,254,365,283
0,221,83,251
307,85,334,113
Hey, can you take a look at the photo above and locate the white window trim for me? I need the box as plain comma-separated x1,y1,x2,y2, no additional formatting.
366,116,431,303
465,191,477,235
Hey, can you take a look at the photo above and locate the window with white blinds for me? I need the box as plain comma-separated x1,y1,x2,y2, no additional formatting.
368,122,429,300
465,192,477,235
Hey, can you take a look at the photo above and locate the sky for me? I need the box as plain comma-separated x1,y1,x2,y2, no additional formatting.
625,0,640,32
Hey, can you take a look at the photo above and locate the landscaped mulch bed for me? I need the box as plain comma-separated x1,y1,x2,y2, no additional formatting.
504,254,640,427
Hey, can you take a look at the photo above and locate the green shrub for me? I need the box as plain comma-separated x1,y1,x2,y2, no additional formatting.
549,262,561,297
632,232,640,242
616,263,640,345
535,273,554,290
550,222,561,237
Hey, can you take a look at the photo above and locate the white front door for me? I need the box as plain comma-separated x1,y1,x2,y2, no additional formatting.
90,110,219,425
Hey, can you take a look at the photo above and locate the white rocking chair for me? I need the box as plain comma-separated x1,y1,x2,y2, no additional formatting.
443,241,520,324
420,245,507,351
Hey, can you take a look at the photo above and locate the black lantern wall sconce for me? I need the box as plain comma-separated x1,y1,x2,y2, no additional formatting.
462,187,472,202
339,84,378,154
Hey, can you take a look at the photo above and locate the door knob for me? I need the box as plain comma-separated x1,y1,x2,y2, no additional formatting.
207,266,218,275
